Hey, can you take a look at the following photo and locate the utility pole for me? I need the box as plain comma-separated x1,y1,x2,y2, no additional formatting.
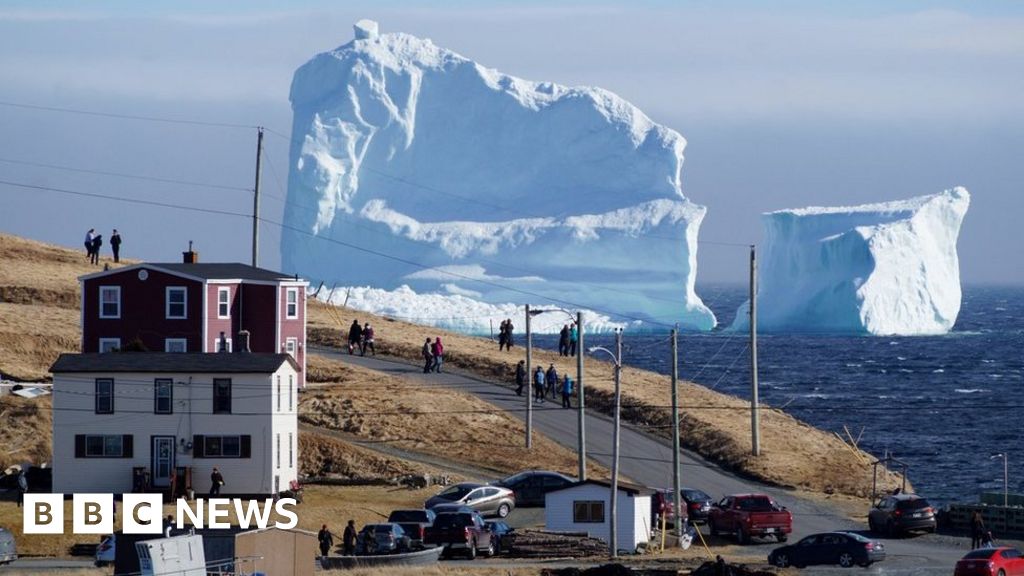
577,311,586,481
609,328,622,559
252,126,264,268
525,304,533,449
670,327,682,538
750,245,761,456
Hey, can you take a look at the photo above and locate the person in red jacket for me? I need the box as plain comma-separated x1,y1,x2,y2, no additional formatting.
431,337,444,372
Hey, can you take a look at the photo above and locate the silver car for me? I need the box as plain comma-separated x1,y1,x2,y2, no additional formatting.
425,482,516,518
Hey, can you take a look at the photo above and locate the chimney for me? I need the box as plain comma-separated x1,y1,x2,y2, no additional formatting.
237,330,251,353
183,241,199,264
218,331,227,353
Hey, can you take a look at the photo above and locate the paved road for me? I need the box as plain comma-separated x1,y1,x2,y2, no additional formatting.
0,558,96,572
315,347,979,575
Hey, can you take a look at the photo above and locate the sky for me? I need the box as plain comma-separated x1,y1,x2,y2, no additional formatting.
0,1,1021,285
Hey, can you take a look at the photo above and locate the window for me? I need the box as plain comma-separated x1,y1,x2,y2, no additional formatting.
573,500,605,523
213,378,232,414
276,433,281,469
95,378,114,413
215,337,232,353
286,288,298,319
217,287,230,318
98,338,121,353
164,338,187,353
289,433,294,467
193,434,249,458
154,379,173,414
166,287,187,319
99,286,121,318
288,375,294,411
285,337,297,359
76,434,132,458
276,376,282,412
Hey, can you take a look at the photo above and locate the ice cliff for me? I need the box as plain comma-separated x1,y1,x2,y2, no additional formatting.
281,20,716,331
731,188,970,335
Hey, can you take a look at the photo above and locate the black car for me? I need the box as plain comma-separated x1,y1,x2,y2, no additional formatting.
493,470,574,507
769,531,886,569
485,520,516,554
867,494,936,536
681,488,715,524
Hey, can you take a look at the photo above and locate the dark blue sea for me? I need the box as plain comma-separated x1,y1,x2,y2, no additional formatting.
533,285,1024,506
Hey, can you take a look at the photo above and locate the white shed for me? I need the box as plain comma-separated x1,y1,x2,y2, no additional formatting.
544,479,652,552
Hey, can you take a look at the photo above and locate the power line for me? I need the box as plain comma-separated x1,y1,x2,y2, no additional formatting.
0,100,257,130
0,156,253,193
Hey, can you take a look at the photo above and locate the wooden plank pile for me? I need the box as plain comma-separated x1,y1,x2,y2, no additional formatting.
508,529,609,559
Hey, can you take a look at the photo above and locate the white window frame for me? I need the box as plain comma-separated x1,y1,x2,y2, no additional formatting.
99,286,121,319
285,287,298,319
166,286,187,319
276,375,282,412
288,375,294,412
285,337,297,359
98,338,121,353
276,433,281,469
288,432,294,468
164,338,187,353
217,287,231,319
215,337,232,353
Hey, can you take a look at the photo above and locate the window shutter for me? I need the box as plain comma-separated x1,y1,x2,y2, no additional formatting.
122,435,133,458
75,435,86,458
240,435,251,459
193,435,205,458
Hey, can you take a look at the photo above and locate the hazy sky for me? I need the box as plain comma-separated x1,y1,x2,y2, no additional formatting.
1,1,1021,286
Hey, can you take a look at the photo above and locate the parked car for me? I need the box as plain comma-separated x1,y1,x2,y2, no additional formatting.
425,482,516,518
493,471,574,507
954,547,1024,576
423,511,494,559
708,493,792,544
0,527,16,565
868,494,936,536
652,488,715,527
387,509,436,549
356,523,412,555
768,531,885,568
485,520,517,555
94,534,114,567
430,503,476,515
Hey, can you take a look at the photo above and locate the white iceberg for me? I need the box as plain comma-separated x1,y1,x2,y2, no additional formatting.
731,187,970,335
282,20,716,331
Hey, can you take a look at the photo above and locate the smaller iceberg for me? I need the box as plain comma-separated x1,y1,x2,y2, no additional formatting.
731,187,970,335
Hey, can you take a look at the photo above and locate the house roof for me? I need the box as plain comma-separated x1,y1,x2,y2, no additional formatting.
551,479,651,496
50,352,299,374
79,262,305,284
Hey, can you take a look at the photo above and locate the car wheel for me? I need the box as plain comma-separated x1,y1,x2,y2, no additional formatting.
777,533,788,543
466,540,477,560
737,526,749,545
485,540,495,557
838,552,855,567
773,553,790,568
497,503,511,518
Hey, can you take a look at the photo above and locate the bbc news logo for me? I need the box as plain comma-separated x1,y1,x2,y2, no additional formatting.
24,494,298,534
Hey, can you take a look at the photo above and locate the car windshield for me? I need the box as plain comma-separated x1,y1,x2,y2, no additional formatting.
389,511,427,522
842,532,872,543
962,549,998,560
436,485,474,500
374,525,394,533
499,472,529,486
434,513,472,528
897,498,931,510
683,489,710,501
736,497,773,511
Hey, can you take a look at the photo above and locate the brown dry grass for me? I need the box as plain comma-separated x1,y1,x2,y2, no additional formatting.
0,395,53,470
299,430,429,479
308,300,905,498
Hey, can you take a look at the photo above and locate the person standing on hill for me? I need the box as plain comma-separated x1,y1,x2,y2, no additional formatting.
546,364,559,399
110,229,122,263
533,366,545,403
347,320,363,355
318,524,334,557
558,325,570,356
90,234,103,265
505,319,515,349
343,520,357,556
16,469,28,508
361,322,375,356
431,337,444,372
569,323,578,357
561,374,574,409
84,229,95,259
514,360,526,396
498,319,509,351
422,338,433,373
971,511,985,549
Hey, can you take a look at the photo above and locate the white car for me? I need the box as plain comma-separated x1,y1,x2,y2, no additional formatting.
94,534,115,567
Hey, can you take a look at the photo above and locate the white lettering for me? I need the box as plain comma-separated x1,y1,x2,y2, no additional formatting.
233,499,274,529
124,494,163,534
273,498,298,529
207,498,231,529
177,497,203,529
72,494,113,534
24,494,64,534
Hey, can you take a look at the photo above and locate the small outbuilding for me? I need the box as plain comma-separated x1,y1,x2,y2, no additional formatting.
544,479,652,552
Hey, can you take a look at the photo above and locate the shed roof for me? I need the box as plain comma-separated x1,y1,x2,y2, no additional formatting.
551,479,651,496
79,262,305,283
50,352,298,374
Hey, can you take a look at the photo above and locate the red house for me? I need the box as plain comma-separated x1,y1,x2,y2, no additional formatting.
79,252,308,386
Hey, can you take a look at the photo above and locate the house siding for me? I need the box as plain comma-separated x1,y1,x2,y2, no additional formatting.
278,285,305,387
544,484,651,551
206,284,239,351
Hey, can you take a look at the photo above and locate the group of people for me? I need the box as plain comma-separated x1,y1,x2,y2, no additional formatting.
497,318,515,351
422,337,445,372
317,519,358,557
84,228,122,265
346,320,376,356
515,360,574,408
557,323,579,357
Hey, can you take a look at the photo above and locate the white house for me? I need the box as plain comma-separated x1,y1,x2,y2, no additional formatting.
544,480,652,552
51,352,299,496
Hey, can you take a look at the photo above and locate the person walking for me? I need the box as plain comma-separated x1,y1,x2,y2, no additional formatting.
561,373,574,409
210,467,225,496
533,366,545,403
971,510,985,549
514,360,526,396
318,524,335,557
110,229,122,263
84,229,95,259
569,323,578,357
347,320,363,355
422,338,433,373
343,520,357,556
431,337,444,372
498,319,508,351
361,322,375,356
546,364,559,399
90,234,103,265
16,469,28,508
558,324,570,356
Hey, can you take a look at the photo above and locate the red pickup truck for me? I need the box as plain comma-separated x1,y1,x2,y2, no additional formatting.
423,511,494,559
707,494,792,544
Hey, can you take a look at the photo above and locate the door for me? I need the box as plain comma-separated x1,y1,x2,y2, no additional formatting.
151,436,175,488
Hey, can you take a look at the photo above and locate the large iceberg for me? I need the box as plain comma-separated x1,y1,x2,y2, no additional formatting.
731,188,970,335
281,20,716,331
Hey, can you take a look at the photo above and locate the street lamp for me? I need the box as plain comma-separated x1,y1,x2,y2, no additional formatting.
588,329,622,559
991,453,1008,507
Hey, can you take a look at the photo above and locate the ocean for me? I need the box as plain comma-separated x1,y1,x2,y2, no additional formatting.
532,284,1024,506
